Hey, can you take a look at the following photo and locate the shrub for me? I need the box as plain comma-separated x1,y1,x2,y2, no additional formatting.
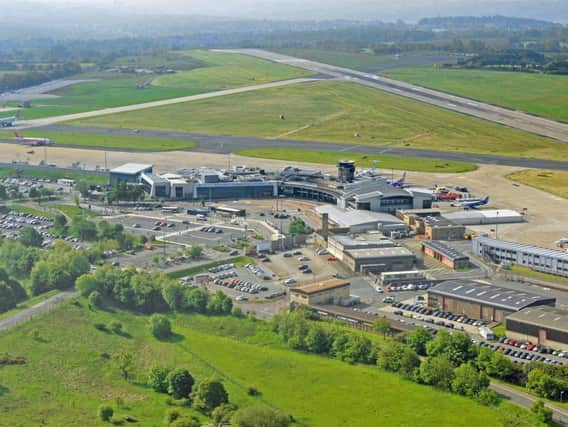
166,368,195,399
94,322,108,332
88,290,102,308
97,405,113,422
149,314,172,339
148,365,171,393
109,321,123,334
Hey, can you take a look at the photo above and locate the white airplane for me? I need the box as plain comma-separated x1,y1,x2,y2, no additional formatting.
0,111,19,127
13,130,55,146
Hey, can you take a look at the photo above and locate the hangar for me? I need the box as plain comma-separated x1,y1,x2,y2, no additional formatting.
427,280,556,323
506,306,568,351
110,163,153,185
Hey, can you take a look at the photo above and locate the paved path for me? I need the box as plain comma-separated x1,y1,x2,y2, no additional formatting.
0,291,78,332
219,49,568,143
491,381,568,425
15,78,317,129
37,124,568,170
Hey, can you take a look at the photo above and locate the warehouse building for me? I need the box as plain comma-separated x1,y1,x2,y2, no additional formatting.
442,209,524,226
506,306,568,351
427,280,556,323
310,205,405,234
290,278,351,306
326,234,395,261
421,240,470,270
110,163,153,185
397,209,442,234
343,246,416,274
473,236,568,278
423,216,465,241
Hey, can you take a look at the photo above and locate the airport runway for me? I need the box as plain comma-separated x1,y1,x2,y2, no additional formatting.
215,49,568,143
33,125,568,170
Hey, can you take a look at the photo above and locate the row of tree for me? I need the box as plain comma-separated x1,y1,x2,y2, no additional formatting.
0,62,81,92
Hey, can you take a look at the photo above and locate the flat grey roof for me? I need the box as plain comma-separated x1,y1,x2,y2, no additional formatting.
429,280,556,312
315,205,403,228
341,178,410,199
507,306,568,332
110,163,153,175
444,209,522,220
345,246,415,260
475,236,568,262
422,240,469,261
331,234,394,249
424,216,461,228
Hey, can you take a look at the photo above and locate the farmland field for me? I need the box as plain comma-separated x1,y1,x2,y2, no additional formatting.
0,300,536,426
0,130,196,151
382,66,568,122
238,148,477,173
507,169,568,199
14,50,311,120
70,80,568,161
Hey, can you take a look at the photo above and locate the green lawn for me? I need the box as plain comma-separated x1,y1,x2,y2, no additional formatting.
167,256,254,280
16,50,311,120
507,169,568,199
238,148,477,173
153,50,311,91
0,165,108,186
0,300,537,426
0,130,196,151
47,204,99,219
382,66,568,122
70,80,568,161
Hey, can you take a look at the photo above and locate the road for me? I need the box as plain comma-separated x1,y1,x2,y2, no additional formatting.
490,381,568,425
35,124,568,170
0,290,78,332
14,77,317,129
216,49,568,144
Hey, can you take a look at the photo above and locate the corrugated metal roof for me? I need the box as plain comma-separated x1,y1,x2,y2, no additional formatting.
345,246,415,260
110,163,153,174
422,240,469,261
429,280,556,311
315,205,403,228
291,278,350,295
475,236,568,261
507,306,568,332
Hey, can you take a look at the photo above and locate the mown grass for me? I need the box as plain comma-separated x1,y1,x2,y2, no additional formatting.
167,256,254,280
382,66,568,122
0,130,196,151
70,80,568,161
0,165,108,186
507,169,568,199
16,50,311,120
154,50,312,91
238,148,477,173
0,300,538,426
46,204,99,219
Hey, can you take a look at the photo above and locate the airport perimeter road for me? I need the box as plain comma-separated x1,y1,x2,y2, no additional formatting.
216,49,568,143
490,382,568,425
39,125,568,171
0,291,78,332
15,77,317,129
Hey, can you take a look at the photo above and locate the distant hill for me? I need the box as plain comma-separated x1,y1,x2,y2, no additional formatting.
418,15,562,30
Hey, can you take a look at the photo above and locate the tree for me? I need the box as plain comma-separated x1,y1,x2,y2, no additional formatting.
531,400,553,425
184,287,209,313
76,180,91,198
53,214,67,234
419,355,455,391
70,217,97,241
426,330,476,367
166,368,195,399
212,403,238,423
170,417,200,427
149,314,172,339
372,317,391,337
305,326,331,354
232,405,291,427
162,282,185,311
377,341,419,378
113,350,135,381
189,245,203,259
451,363,489,398
19,226,43,247
206,290,233,314
288,218,309,235
405,328,433,356
97,405,113,422
192,378,229,412
88,290,102,308
148,365,171,393
76,274,100,297
526,369,562,399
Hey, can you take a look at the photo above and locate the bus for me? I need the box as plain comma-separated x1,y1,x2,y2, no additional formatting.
380,270,425,286
161,206,180,214
211,205,246,217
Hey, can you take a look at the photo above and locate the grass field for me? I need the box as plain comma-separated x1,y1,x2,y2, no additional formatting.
153,50,311,91
47,204,99,218
70,80,568,161
382,66,568,122
0,165,108,185
507,169,568,199
509,265,568,288
274,48,398,69
16,50,311,120
238,148,477,173
0,130,196,151
0,300,538,426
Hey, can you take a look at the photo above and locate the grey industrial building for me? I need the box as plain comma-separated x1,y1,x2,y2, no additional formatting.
326,234,395,261
421,240,470,270
442,209,524,226
473,236,568,278
311,205,406,233
343,246,416,274
506,306,568,351
427,280,556,323
110,163,153,186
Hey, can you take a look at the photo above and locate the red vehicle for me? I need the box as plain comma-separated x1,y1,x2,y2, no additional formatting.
508,339,517,346
436,192,459,201
327,256,337,261
154,221,161,226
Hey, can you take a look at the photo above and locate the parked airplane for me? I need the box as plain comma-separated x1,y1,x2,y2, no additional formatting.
13,130,55,146
457,196,490,209
0,111,19,127
387,171,406,188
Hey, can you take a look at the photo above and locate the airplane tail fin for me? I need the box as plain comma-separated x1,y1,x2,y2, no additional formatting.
15,110,21,120
483,196,489,204
13,130,21,138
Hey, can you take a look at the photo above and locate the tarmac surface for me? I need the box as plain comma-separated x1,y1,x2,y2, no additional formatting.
34,124,568,170
217,49,568,143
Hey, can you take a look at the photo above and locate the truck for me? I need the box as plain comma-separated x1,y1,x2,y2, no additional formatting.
479,326,496,341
